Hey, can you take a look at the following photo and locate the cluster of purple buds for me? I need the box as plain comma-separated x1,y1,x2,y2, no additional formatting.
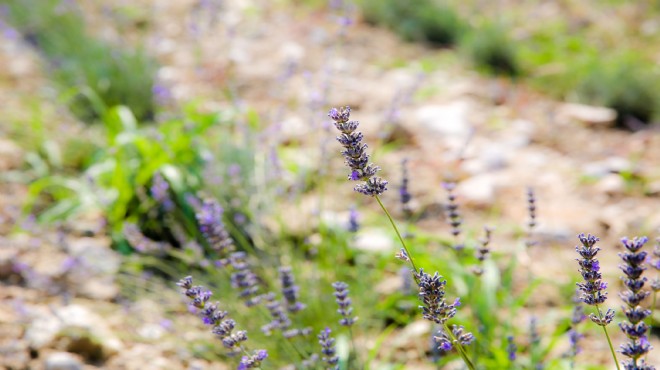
279,267,306,313
225,252,262,307
575,234,615,326
177,276,259,354
434,325,475,352
400,158,412,217
123,223,169,255
618,236,653,369
472,226,493,276
332,281,357,326
150,173,174,211
318,327,339,369
195,198,235,257
328,106,388,196
415,269,465,328
261,292,292,335
238,350,268,370
442,182,464,251
507,335,517,362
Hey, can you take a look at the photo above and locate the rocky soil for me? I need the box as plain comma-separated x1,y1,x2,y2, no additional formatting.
1,0,660,369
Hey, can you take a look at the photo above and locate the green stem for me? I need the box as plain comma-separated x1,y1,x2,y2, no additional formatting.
443,323,476,370
595,305,620,370
348,326,358,369
374,195,418,273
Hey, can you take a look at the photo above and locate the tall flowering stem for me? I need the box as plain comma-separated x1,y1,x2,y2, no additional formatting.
574,233,620,370
330,106,474,369
328,106,417,272
618,236,654,369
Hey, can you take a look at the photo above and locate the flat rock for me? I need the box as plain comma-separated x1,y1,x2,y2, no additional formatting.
414,101,473,142
45,352,84,370
353,229,394,253
557,102,617,126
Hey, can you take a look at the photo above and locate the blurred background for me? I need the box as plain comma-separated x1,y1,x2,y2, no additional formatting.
1,0,660,369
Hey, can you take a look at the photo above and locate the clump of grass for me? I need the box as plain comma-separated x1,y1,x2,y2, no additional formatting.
3,0,156,122
461,22,521,77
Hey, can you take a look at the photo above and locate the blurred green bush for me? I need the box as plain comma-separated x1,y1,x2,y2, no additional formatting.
3,0,156,122
461,23,521,77
360,0,466,46
575,56,659,127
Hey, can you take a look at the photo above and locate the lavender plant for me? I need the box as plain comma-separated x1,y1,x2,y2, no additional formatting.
574,233,619,369
618,236,654,369
329,105,474,370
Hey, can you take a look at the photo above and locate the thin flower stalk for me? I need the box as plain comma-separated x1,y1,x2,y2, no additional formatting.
574,233,620,370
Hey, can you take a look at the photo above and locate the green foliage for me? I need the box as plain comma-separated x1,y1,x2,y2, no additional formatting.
25,105,224,245
461,23,521,77
360,0,466,46
3,0,156,122
575,56,659,127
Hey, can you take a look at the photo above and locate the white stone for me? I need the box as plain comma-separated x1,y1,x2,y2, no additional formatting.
353,229,394,253
457,174,498,206
45,352,83,370
415,101,473,141
558,103,617,125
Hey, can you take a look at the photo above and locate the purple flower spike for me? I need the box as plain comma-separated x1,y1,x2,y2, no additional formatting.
618,236,653,368
575,233,610,309
329,106,388,196
332,281,357,326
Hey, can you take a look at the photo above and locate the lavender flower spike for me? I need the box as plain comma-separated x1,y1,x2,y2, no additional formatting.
329,106,388,196
416,269,464,326
176,276,261,355
618,236,654,370
575,234,613,322
195,198,235,258
238,350,268,370
332,281,357,326
574,233,621,369
280,267,306,313
318,327,339,369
